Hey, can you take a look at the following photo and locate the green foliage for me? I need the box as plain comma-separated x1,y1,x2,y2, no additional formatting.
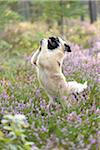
32,0,86,23
54,1,85,17
0,40,12,50
0,114,34,150
0,0,21,30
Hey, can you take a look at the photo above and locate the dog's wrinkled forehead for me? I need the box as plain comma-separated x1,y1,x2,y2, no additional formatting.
48,37,60,50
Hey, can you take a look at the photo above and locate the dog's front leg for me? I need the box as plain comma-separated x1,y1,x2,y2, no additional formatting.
31,49,40,66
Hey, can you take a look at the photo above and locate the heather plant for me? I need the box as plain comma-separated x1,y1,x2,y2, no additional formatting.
1,20,100,53
0,21,100,149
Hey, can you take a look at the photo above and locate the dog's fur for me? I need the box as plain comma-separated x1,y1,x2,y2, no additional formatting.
31,37,87,107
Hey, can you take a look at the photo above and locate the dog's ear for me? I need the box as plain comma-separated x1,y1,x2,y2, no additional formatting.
48,37,59,50
64,44,71,52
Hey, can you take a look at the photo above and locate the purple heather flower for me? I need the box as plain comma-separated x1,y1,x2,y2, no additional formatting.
67,111,82,123
2,91,9,100
31,143,39,150
91,104,96,112
89,137,96,144
35,88,41,98
41,125,47,132
95,108,100,115
62,96,67,101
97,131,100,136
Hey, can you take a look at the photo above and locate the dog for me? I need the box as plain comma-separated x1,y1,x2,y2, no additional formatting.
31,37,87,108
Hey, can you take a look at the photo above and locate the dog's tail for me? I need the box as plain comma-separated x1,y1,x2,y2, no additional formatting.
77,81,88,93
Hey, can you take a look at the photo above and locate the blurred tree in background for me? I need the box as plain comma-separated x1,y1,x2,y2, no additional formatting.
0,0,87,36
40,0,86,35
0,0,99,51
0,0,99,34
0,0,21,30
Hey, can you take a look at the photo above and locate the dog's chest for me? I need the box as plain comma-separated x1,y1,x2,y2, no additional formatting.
37,68,48,86
37,68,59,95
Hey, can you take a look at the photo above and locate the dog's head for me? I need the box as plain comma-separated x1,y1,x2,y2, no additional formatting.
31,36,71,68
40,36,71,53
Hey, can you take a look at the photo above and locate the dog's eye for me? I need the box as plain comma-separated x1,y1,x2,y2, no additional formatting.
64,44,71,52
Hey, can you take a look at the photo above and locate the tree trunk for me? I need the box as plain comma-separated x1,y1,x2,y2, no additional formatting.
80,0,85,21
88,0,97,23
18,0,31,21
59,0,64,37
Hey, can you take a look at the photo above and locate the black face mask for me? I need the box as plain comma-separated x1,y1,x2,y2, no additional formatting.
48,37,59,50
